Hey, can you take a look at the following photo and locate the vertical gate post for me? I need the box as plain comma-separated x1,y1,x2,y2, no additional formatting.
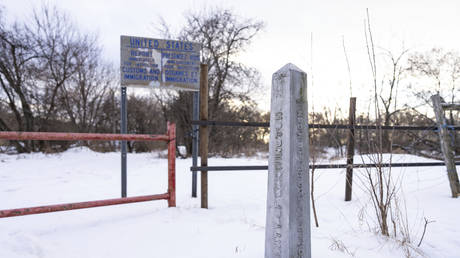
431,94,460,197
200,63,209,209
121,86,128,198
345,97,356,201
167,122,176,207
191,91,200,198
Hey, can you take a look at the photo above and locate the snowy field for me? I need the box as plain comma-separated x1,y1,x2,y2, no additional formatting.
0,147,459,258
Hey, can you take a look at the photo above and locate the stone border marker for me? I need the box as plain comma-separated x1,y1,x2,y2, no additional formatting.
265,63,311,258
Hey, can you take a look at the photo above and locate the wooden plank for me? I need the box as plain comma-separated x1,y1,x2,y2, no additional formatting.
431,94,460,198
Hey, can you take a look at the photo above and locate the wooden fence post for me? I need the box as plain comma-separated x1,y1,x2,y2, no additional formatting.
345,97,356,201
431,94,460,198
200,64,209,208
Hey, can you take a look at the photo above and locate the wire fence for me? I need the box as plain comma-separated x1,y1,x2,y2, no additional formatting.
191,120,460,131
190,119,459,171
190,162,460,171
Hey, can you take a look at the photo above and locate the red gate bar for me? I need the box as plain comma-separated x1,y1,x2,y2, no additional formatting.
0,131,169,142
167,122,176,207
0,193,169,218
0,122,176,217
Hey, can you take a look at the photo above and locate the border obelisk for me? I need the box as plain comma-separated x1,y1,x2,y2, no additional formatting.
265,63,311,258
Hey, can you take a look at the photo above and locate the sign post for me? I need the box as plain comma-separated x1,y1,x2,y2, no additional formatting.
192,91,199,198
121,86,127,198
120,35,201,198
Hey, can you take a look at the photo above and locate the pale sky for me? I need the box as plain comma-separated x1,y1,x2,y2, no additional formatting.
3,0,460,114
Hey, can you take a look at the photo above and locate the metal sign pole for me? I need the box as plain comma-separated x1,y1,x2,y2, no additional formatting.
191,91,199,197
121,86,127,198
120,35,201,197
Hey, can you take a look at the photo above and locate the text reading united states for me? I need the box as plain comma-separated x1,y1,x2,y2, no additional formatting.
120,35,201,91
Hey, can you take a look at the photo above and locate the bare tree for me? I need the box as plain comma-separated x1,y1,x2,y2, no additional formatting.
407,48,460,155
58,46,115,133
154,8,265,156
27,5,93,131
379,48,409,151
407,48,460,122
0,13,38,152
360,8,399,238
407,48,460,100
178,8,264,115
357,14,428,255
0,4,115,152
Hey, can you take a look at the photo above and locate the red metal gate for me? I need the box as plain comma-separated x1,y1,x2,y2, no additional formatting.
0,122,176,218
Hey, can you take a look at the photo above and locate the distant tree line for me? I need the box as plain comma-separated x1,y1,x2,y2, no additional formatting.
0,5,458,159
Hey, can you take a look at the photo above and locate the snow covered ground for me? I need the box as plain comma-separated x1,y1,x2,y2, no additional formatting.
0,147,459,257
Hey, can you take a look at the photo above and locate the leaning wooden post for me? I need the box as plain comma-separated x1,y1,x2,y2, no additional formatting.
345,97,356,201
200,64,209,208
431,94,460,197
167,122,176,207
265,63,311,258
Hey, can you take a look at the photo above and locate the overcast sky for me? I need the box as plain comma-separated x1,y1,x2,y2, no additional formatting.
3,0,460,113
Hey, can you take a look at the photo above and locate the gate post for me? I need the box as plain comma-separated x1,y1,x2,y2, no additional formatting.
200,63,209,209
191,91,200,198
345,97,356,201
431,94,460,197
121,86,128,198
167,122,176,207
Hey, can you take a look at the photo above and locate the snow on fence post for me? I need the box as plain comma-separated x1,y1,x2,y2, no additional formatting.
167,122,176,207
265,63,311,258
